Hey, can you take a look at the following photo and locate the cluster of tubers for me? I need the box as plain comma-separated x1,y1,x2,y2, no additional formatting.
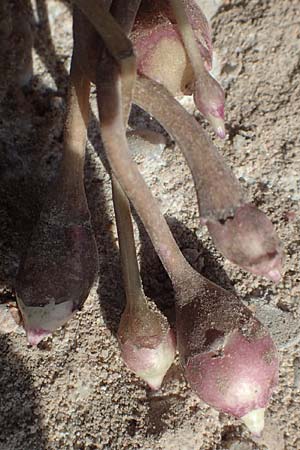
4,0,284,437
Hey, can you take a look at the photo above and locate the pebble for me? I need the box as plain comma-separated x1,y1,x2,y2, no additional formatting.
233,134,247,152
245,300,300,350
224,440,254,450
293,357,300,388
0,303,23,334
198,0,224,21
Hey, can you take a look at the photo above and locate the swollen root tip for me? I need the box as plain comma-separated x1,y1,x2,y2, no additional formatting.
241,408,265,436
266,268,281,283
207,114,226,139
26,328,51,346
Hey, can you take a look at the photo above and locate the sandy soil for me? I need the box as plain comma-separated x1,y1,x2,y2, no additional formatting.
0,1,299,449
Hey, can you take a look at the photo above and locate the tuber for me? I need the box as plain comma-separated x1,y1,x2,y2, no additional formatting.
16,60,98,345
112,0,175,390
130,0,212,97
169,0,225,137
176,272,279,435
130,0,226,138
95,40,278,433
206,203,283,282
113,177,175,390
133,76,283,282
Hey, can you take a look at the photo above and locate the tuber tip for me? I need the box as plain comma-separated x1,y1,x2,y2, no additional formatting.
207,114,226,139
146,374,167,391
17,298,74,344
241,408,265,436
193,71,225,137
119,327,176,390
266,268,281,284
206,204,284,281
26,328,51,346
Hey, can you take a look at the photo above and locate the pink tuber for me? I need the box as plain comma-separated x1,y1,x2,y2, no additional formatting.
130,0,213,96
133,76,283,281
206,203,283,282
16,61,99,345
169,0,225,137
130,0,225,138
176,273,279,435
108,0,176,390
95,37,279,432
112,178,175,390
118,300,176,390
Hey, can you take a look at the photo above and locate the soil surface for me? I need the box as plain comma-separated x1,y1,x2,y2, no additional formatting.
0,1,299,449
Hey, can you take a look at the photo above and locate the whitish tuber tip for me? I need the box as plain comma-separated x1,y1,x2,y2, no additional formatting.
119,328,176,390
135,335,175,390
17,298,74,345
26,328,51,346
241,408,265,436
207,114,226,139
266,268,281,284
146,374,167,391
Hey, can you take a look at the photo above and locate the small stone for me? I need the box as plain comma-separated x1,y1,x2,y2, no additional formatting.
293,357,300,388
0,303,23,334
127,129,166,159
233,134,247,152
244,300,300,350
198,0,224,21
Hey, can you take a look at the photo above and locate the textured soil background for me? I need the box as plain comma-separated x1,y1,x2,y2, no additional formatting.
0,0,300,449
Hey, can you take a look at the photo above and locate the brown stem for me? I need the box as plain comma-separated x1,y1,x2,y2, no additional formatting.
61,58,90,184
170,0,205,76
74,0,137,124
133,76,246,221
109,0,141,123
109,0,149,311
97,61,190,284
112,176,145,311
73,0,133,61
110,0,141,35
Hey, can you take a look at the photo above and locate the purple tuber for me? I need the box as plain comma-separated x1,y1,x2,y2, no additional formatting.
16,61,98,345
176,272,279,435
94,40,279,432
133,76,283,281
206,203,283,282
130,0,225,138
107,1,175,390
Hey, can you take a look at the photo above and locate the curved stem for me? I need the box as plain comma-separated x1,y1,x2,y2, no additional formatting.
97,63,190,284
109,0,145,311
133,76,246,221
112,176,144,310
73,0,137,126
170,0,205,76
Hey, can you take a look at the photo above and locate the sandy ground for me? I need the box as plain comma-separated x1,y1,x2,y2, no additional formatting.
0,0,299,449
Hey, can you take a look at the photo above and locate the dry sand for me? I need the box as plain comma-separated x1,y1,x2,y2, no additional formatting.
0,1,299,449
